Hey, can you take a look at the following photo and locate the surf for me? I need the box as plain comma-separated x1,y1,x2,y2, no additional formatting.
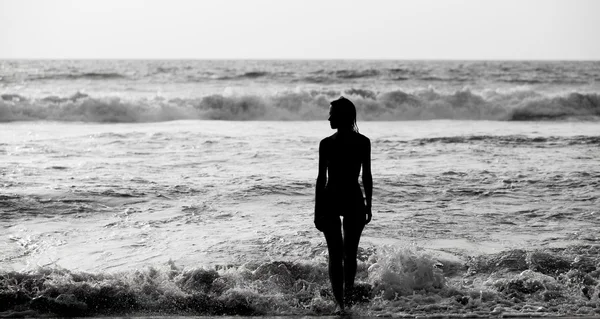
1,90,599,122
1,245,599,317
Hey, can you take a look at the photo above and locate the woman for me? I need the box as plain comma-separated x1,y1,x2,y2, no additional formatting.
314,96,372,311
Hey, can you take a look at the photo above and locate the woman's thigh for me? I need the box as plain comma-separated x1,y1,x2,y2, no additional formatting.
343,213,365,251
323,217,344,259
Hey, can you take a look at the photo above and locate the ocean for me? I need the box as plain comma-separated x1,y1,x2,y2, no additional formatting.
1,60,599,317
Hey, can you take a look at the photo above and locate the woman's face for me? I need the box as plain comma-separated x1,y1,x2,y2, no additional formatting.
328,106,338,129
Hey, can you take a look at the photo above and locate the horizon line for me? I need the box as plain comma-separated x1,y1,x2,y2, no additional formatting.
1,57,600,62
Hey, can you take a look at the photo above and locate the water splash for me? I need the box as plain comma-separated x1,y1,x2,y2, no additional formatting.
2,245,599,317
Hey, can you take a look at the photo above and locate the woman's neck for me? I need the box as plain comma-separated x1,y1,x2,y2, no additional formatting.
337,127,353,134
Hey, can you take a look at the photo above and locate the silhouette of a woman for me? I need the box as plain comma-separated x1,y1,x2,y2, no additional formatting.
315,96,372,311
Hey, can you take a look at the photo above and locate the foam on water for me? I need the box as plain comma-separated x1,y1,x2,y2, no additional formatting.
1,245,600,317
1,90,599,122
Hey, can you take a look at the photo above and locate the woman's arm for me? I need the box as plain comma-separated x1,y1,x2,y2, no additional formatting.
314,139,328,229
362,138,373,224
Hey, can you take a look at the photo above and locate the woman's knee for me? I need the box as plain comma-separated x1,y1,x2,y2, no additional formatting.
329,253,344,265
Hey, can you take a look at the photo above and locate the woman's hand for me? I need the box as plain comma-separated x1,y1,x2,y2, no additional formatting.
365,205,372,225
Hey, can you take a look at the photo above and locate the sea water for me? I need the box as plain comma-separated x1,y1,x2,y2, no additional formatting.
0,60,599,317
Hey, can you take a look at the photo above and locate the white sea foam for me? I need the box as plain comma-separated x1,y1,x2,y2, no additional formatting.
1,89,599,122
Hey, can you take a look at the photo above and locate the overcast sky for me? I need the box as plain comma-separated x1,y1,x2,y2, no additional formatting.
0,0,598,60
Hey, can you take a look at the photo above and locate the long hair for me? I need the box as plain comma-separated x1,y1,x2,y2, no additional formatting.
330,96,359,132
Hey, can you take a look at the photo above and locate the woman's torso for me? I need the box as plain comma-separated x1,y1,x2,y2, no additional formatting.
322,132,366,214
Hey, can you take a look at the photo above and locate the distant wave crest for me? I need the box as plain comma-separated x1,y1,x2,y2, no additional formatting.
1,89,599,122
409,135,600,146
24,72,127,81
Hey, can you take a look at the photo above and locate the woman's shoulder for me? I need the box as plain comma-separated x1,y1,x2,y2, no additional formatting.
319,134,336,147
321,133,338,142
356,132,371,144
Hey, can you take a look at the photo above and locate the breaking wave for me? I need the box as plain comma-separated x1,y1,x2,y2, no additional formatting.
1,245,599,317
1,89,599,122
25,72,127,81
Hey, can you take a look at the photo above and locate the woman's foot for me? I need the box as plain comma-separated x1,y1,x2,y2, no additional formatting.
344,286,357,307
345,283,371,307
334,307,350,316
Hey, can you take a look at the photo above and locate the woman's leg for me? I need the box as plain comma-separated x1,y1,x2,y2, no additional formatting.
342,213,365,303
323,217,344,310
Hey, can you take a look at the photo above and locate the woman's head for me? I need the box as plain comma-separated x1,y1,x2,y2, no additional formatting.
329,96,359,132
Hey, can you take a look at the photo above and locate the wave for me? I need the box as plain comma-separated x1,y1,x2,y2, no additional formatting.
410,135,600,146
214,71,273,81
240,71,270,79
1,245,598,317
298,69,394,83
299,69,384,82
334,69,381,79
1,90,599,122
2,60,599,86
25,72,127,81
73,72,125,80
508,93,600,120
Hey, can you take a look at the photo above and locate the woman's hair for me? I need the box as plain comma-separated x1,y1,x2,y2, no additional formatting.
330,96,359,132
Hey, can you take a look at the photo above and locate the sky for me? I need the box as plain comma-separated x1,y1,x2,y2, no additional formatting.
0,0,599,60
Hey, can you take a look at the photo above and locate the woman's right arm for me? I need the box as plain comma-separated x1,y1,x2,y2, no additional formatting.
362,138,373,224
314,139,327,230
